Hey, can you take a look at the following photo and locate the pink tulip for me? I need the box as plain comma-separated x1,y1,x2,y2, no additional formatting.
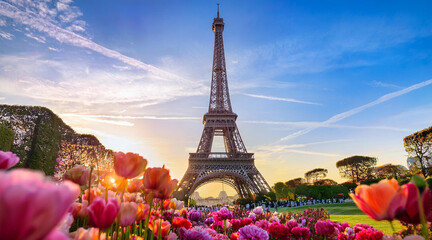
119,202,138,227
87,197,120,229
0,169,80,240
397,182,432,224
0,151,19,169
63,165,92,186
70,200,88,218
142,167,171,191
114,152,147,179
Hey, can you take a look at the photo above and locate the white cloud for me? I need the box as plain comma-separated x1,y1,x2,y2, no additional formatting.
112,65,131,71
48,47,60,52
280,78,432,141
0,19,6,26
60,113,201,121
0,30,13,40
0,1,196,87
25,32,46,43
242,93,321,105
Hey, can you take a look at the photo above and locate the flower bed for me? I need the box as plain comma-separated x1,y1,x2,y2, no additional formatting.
0,150,431,240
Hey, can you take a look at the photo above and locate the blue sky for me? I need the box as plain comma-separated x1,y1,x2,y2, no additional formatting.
1,0,432,197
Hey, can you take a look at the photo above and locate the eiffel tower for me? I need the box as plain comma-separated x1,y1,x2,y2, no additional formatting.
174,5,272,200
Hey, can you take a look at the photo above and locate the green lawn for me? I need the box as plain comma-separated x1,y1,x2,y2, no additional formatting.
272,202,403,235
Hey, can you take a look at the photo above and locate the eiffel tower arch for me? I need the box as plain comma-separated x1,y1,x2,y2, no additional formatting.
174,6,272,201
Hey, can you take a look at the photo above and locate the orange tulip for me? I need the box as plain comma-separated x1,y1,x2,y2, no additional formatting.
155,179,179,200
350,179,406,221
127,178,143,193
142,167,171,192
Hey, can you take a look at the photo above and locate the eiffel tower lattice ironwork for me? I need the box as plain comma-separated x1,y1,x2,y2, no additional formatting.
174,6,272,200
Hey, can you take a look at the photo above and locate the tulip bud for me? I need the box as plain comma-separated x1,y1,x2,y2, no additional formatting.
411,175,427,193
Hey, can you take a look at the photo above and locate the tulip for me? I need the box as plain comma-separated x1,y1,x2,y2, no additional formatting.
179,226,213,240
172,217,192,230
188,210,202,222
119,202,138,227
397,182,431,224
149,219,171,238
238,225,269,240
136,203,150,221
114,152,147,179
63,165,92,186
71,227,106,240
216,207,233,220
0,169,80,240
350,179,406,221
71,200,89,218
142,166,171,191
315,220,336,236
127,178,143,193
155,178,179,200
268,222,290,240
0,151,19,169
87,197,120,229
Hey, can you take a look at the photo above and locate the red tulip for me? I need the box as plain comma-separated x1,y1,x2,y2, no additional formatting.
87,197,120,229
0,151,19,169
173,217,192,230
114,152,147,179
397,182,432,224
0,169,80,240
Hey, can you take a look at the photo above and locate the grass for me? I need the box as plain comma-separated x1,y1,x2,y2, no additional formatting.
273,202,404,235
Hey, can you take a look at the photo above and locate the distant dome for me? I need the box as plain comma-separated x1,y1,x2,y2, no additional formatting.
407,157,416,164
191,192,202,200
218,190,228,199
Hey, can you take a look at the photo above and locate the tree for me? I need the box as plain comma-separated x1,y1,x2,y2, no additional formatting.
305,168,328,183
336,155,377,183
375,164,409,179
273,182,294,200
314,179,337,186
404,126,432,176
0,125,14,151
285,178,305,188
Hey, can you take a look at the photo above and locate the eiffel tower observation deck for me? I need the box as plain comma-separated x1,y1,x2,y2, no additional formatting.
174,5,272,201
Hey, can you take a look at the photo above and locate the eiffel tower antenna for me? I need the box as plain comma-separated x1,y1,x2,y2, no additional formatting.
217,3,220,18
174,7,272,201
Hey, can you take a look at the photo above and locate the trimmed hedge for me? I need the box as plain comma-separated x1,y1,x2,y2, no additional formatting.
0,125,14,151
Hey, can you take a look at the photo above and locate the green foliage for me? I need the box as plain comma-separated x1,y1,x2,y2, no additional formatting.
189,198,196,207
285,177,305,188
304,168,328,183
404,125,432,176
26,115,62,175
360,178,383,185
295,184,349,199
273,182,294,200
0,125,14,151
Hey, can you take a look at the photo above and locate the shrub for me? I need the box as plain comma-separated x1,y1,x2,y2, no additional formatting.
0,125,14,151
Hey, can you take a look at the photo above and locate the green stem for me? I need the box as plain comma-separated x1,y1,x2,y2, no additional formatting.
416,189,429,239
224,219,227,235
115,179,127,240
158,200,163,240
139,220,142,236
143,192,154,240
98,228,102,240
